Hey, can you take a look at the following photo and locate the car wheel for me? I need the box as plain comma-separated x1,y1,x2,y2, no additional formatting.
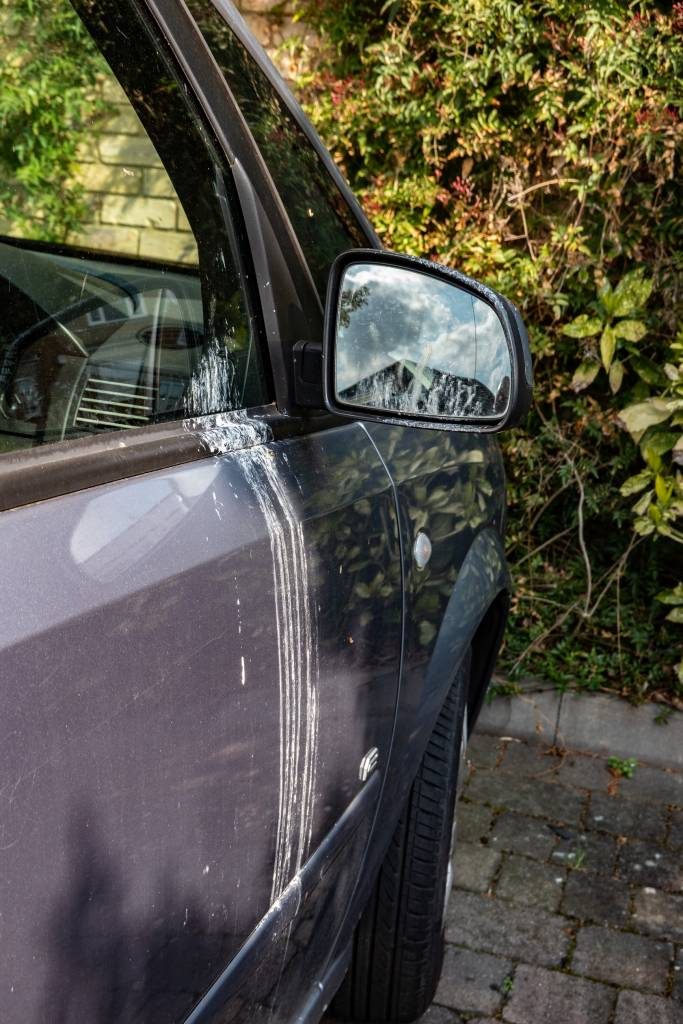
331,656,469,1023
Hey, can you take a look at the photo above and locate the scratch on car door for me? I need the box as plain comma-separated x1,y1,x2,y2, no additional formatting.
238,445,319,903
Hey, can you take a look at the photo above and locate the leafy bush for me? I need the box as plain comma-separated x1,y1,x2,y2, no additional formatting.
291,0,682,700
0,0,107,239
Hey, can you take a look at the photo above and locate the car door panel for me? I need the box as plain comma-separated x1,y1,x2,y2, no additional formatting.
304,425,509,990
0,419,400,1023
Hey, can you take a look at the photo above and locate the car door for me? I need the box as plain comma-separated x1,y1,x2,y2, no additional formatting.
0,2,401,1022
184,12,516,996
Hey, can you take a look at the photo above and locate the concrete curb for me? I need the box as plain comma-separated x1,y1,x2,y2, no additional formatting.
477,685,683,771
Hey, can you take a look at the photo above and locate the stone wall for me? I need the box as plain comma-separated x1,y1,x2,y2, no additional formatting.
233,0,310,79
69,2,305,264
68,75,198,266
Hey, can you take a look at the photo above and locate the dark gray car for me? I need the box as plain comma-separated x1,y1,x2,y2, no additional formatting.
0,2,532,1022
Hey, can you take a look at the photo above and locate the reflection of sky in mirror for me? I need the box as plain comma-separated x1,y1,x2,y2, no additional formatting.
335,263,510,398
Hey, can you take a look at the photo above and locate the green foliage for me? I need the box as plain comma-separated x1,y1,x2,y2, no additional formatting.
292,0,683,702
607,755,638,778
0,0,108,240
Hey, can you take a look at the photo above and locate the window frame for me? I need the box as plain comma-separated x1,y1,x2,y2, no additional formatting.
155,0,383,414
184,0,379,302
204,0,381,255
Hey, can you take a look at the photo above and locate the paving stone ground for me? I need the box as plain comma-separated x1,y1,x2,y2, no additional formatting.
423,734,683,1024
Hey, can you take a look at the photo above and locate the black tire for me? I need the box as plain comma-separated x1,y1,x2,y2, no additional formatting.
331,658,469,1023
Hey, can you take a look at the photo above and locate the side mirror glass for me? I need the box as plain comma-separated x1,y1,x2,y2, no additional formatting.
323,251,532,431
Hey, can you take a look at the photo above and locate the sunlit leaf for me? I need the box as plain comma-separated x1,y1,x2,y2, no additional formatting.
657,583,683,605
571,360,600,392
654,474,671,504
609,359,624,393
618,399,671,440
418,620,436,646
619,470,652,497
562,314,602,338
598,279,615,315
632,490,652,515
666,607,683,624
673,435,683,466
600,325,617,371
612,271,653,317
613,319,646,342
641,431,680,459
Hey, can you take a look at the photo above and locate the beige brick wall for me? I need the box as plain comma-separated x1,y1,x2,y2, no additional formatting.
233,0,315,79
67,76,198,266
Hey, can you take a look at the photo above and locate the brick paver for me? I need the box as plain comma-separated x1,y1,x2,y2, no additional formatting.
632,886,683,942
572,925,672,992
467,733,503,770
550,751,616,792
614,989,681,1024
435,947,512,1016
444,891,569,967
617,838,683,891
466,772,586,824
611,764,682,806
495,854,565,912
588,791,668,843
453,843,500,893
501,965,615,1023
669,808,683,848
561,871,631,926
418,1006,464,1024
459,803,495,844
551,826,618,875
427,736,682,1024
487,811,556,859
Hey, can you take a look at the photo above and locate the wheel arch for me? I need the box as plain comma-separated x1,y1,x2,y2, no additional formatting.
423,525,510,718
468,588,510,729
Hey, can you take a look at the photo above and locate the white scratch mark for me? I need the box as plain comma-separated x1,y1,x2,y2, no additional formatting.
237,446,319,903
185,409,272,456
240,656,246,687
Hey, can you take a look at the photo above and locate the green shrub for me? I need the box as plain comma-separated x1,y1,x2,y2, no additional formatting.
0,0,108,240
292,0,682,699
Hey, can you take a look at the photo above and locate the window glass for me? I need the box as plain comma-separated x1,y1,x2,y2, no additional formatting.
186,0,368,299
0,0,268,454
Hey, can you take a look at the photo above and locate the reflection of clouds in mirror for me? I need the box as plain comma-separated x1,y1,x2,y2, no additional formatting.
335,263,512,419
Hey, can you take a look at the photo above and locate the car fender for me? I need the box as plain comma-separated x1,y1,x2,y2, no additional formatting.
422,524,510,719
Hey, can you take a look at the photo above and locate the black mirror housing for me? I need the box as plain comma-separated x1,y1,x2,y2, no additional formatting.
323,249,533,432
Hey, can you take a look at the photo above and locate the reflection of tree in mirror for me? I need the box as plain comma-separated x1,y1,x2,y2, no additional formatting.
338,284,369,329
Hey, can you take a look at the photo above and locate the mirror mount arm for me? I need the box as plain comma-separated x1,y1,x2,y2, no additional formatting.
292,340,324,407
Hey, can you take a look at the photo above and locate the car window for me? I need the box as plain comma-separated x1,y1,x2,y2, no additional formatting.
185,0,368,300
0,0,269,455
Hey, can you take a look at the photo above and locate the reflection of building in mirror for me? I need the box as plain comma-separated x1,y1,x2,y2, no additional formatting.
335,263,512,419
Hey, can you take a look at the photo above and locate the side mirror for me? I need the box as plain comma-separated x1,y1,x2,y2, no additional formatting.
323,249,533,431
